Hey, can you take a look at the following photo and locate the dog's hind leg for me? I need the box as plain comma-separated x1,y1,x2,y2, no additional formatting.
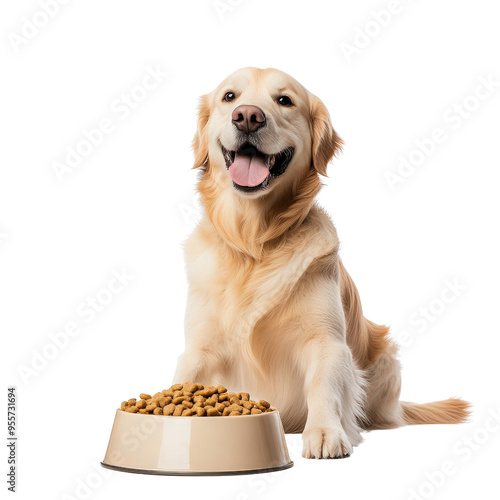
362,340,405,429
339,261,471,429
362,339,471,428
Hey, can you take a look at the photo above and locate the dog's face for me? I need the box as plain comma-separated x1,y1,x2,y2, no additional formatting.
193,67,341,198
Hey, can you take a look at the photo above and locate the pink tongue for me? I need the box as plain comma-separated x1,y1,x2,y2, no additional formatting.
229,152,269,187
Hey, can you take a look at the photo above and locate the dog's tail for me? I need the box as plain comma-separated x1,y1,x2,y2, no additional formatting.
401,398,471,425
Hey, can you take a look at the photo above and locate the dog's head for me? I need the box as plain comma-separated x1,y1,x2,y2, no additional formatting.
193,67,342,198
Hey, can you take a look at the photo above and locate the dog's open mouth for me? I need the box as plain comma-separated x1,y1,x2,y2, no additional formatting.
221,142,294,192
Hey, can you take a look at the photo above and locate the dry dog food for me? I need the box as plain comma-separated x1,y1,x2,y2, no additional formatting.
120,382,274,417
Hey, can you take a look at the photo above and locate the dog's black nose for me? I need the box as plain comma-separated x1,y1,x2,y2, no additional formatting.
231,105,266,133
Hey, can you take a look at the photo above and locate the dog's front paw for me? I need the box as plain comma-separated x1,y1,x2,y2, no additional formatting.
302,427,353,459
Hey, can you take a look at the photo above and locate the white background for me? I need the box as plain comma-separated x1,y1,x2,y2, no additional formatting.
1,1,499,499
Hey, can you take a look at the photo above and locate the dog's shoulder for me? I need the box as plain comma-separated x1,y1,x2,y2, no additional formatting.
287,203,339,257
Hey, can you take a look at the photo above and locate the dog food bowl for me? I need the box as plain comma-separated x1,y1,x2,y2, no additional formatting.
101,409,293,475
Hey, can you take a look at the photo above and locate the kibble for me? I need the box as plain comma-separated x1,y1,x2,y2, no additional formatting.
119,382,275,417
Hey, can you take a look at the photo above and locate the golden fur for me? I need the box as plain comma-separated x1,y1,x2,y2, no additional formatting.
174,67,470,458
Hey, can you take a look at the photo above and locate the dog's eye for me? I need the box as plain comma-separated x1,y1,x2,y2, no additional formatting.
223,92,236,102
277,95,293,107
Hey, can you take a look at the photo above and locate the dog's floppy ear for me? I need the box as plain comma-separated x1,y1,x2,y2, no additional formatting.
310,96,343,176
192,94,211,169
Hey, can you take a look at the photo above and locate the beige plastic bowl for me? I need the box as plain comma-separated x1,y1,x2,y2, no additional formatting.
101,409,293,475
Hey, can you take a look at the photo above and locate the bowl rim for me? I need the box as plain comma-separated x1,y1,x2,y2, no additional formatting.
100,460,294,476
116,408,279,419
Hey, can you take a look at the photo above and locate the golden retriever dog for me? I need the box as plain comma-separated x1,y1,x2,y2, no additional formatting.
174,67,470,458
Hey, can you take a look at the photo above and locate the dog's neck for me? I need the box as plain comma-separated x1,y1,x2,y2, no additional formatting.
198,167,322,260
